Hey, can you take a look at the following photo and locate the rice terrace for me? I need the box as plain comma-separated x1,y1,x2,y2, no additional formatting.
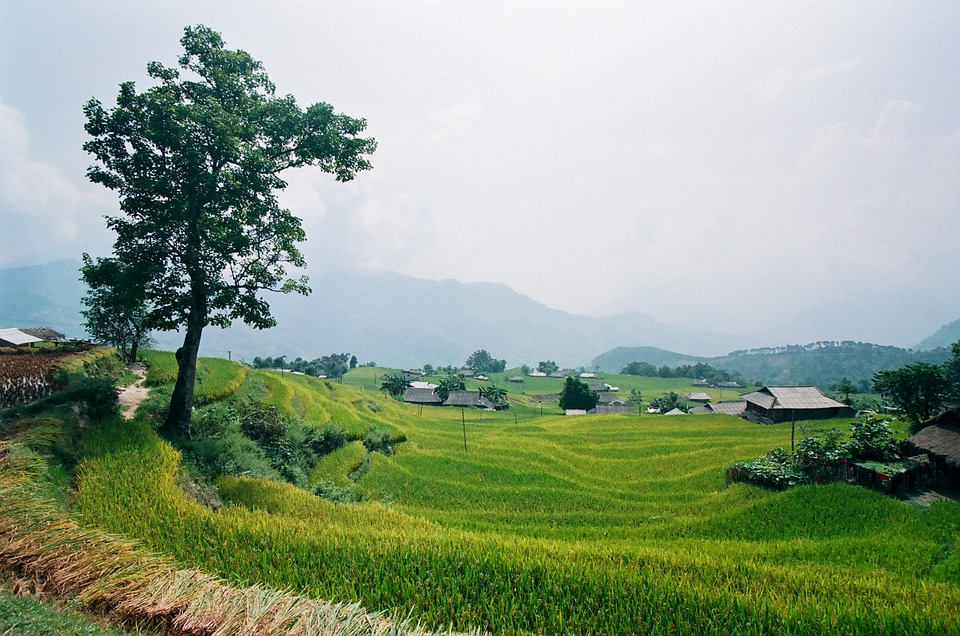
0,344,958,635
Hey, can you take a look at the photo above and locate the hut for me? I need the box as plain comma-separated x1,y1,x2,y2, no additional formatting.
402,387,442,405
685,392,711,403
742,386,854,422
902,408,960,486
443,391,495,409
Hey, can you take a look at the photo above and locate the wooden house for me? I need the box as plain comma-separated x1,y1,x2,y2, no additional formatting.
902,408,960,486
742,386,854,422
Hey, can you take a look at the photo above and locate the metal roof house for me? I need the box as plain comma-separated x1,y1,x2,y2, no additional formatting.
0,328,43,347
742,386,854,422
443,391,495,409
686,392,711,403
402,387,442,405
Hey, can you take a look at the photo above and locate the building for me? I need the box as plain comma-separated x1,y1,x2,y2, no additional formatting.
686,392,711,403
902,408,960,486
443,391,495,409
742,386,854,422
402,387,442,405
0,328,43,348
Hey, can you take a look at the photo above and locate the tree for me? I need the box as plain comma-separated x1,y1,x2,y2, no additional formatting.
380,373,411,398
944,340,960,404
652,391,687,413
435,374,466,402
872,363,948,433
622,361,658,377
83,26,376,437
80,254,154,364
480,383,509,410
465,349,506,375
537,360,559,374
834,377,858,405
558,376,599,411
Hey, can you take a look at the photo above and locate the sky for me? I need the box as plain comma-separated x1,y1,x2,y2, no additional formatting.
2,1,959,344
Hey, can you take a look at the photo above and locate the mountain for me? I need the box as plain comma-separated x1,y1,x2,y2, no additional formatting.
591,341,952,389
915,318,960,351
0,261,755,368
0,260,86,334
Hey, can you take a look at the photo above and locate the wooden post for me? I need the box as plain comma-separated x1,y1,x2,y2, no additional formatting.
462,408,467,452
791,412,795,452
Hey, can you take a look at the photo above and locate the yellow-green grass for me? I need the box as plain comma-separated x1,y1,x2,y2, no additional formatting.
311,441,367,486
140,350,248,405
68,371,960,636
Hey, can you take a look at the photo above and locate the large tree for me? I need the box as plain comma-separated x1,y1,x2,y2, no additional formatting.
465,349,506,375
83,25,376,436
872,362,948,433
558,376,599,411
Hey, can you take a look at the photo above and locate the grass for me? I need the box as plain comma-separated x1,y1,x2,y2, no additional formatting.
5,353,959,634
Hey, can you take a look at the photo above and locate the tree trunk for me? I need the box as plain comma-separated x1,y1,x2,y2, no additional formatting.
163,311,204,438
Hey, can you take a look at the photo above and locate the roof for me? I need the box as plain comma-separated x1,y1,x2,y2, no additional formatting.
402,388,441,404
22,328,65,341
598,394,625,405
686,392,711,402
588,383,608,392
742,386,847,411
410,381,438,390
0,328,43,346
443,391,495,409
706,400,747,415
664,408,686,415
589,405,638,414
904,409,960,468
507,376,524,382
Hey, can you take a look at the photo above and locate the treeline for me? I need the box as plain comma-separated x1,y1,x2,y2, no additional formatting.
621,361,744,385
250,353,361,379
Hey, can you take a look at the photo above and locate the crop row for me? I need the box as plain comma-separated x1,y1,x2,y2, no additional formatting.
72,411,960,635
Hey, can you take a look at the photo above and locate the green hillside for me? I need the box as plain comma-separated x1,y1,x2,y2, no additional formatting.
1,351,958,635
594,340,953,389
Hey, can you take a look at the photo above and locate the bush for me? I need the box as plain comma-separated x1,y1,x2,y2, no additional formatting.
794,428,847,471
313,478,360,503
846,415,899,462
726,447,809,490
306,422,347,457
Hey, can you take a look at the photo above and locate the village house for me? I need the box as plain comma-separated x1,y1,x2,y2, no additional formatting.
902,408,960,486
741,386,854,422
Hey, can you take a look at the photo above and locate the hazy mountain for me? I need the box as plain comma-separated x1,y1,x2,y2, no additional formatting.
916,318,960,351
592,341,951,389
0,260,85,334
0,261,755,367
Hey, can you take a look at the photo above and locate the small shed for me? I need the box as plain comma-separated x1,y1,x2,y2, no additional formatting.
507,376,524,383
588,383,609,393
664,408,686,416
902,408,960,486
686,392,711,403
590,404,639,415
742,386,854,422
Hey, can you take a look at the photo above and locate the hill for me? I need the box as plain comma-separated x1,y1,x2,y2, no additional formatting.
916,318,960,351
3,349,958,635
0,261,756,366
593,341,952,389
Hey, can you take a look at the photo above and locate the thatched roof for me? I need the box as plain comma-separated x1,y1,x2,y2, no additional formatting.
402,388,441,404
742,386,847,411
904,408,960,469
443,391,495,409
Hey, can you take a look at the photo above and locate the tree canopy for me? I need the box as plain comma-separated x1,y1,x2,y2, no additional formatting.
872,362,948,433
80,254,154,364
83,25,376,436
465,349,506,375
558,376,599,411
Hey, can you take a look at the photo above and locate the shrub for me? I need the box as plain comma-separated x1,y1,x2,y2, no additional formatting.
726,447,809,490
845,414,899,462
306,422,347,457
313,478,361,503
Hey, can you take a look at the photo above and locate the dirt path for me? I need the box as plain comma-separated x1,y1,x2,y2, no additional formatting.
117,363,150,420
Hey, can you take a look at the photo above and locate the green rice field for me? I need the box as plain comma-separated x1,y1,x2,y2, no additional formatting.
15,357,960,634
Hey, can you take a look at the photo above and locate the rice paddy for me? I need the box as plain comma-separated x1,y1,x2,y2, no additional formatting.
2,356,959,635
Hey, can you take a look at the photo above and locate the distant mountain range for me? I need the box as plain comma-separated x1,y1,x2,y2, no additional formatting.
1,261,956,382
591,341,952,389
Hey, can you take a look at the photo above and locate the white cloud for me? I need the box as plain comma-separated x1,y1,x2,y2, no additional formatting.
758,57,864,101
421,102,486,145
0,99,113,266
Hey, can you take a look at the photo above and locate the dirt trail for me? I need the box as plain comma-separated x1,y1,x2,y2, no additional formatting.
117,363,150,420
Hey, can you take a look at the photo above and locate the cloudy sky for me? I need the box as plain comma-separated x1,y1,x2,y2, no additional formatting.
2,1,959,343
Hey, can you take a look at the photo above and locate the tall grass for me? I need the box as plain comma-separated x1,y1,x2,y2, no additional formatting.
140,350,249,405
70,407,960,635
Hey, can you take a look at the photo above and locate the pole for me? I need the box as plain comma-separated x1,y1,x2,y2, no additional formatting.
791,413,795,452
462,408,467,452
228,350,231,361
